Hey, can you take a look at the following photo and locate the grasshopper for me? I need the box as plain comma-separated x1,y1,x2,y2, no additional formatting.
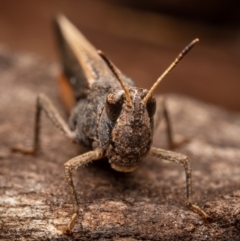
12,15,210,233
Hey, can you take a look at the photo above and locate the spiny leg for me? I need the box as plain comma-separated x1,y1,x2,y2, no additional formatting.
12,93,76,155
64,149,104,233
154,97,188,149
149,147,210,219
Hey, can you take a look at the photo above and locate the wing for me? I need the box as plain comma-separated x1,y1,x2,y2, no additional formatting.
54,15,135,102
55,15,110,100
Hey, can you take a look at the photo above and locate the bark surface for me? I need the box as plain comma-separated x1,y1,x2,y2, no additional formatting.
0,46,240,240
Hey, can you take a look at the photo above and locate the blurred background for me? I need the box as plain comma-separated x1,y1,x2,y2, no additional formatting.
0,0,239,110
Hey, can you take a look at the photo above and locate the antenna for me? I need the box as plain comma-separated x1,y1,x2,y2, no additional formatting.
98,50,132,108
143,38,199,104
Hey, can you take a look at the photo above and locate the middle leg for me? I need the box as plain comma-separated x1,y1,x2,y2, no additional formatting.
154,97,188,149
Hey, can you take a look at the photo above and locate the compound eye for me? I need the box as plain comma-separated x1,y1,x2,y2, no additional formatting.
146,95,156,118
106,91,124,121
141,89,148,98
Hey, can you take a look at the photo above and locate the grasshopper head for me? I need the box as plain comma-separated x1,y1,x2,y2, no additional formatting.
106,87,156,172
98,39,199,171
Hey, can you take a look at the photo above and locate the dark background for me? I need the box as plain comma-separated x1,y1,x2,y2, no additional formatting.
0,0,239,110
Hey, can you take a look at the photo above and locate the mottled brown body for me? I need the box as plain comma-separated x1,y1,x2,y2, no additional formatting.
11,15,210,233
69,82,154,172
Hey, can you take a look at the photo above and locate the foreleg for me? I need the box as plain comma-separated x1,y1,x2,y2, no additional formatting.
64,149,104,233
149,147,210,219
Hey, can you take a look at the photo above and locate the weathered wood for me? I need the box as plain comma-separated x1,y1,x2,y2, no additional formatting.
0,46,240,240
